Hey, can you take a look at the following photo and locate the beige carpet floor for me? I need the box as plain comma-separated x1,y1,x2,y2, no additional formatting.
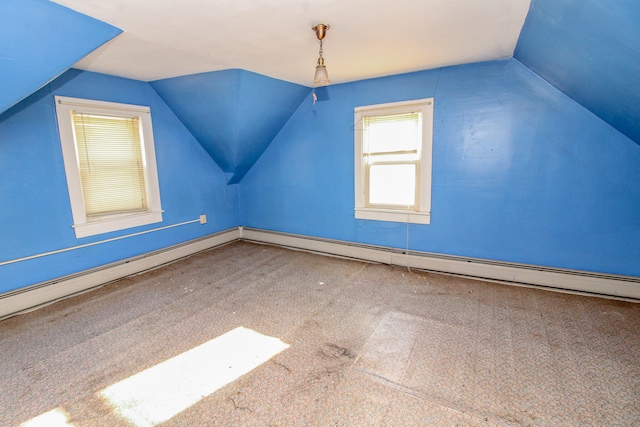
0,241,638,426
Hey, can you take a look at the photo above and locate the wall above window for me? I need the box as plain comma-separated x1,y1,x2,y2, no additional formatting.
0,0,121,116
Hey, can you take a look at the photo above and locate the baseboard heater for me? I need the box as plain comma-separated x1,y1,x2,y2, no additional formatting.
0,228,241,320
1,226,638,320
239,227,640,301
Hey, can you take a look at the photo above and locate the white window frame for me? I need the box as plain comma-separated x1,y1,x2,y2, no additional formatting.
55,96,163,238
354,98,433,225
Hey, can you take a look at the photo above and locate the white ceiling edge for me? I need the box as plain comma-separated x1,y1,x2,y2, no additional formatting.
51,0,531,86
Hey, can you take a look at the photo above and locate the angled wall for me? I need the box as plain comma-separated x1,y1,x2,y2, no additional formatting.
515,0,640,146
239,59,640,278
0,70,238,294
0,0,121,115
150,70,310,184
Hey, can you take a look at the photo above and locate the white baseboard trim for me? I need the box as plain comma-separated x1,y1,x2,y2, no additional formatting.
240,227,640,301
0,228,240,320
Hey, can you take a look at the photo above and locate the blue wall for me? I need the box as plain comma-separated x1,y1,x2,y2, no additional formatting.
515,0,640,146
239,59,640,277
0,70,237,293
150,70,310,184
0,0,121,115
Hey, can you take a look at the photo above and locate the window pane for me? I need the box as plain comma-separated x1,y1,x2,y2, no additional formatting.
364,112,421,154
369,164,416,207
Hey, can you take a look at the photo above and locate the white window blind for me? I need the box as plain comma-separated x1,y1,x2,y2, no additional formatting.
363,112,422,153
72,112,148,217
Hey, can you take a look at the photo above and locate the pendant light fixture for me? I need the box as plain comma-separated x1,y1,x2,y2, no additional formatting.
312,23,330,87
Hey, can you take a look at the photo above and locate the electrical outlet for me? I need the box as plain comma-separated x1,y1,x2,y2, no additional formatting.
199,214,207,224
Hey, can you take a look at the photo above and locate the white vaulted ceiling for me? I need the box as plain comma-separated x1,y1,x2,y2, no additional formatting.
51,0,531,85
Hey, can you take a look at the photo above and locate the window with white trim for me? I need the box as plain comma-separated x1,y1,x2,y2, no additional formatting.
354,98,433,224
55,96,163,238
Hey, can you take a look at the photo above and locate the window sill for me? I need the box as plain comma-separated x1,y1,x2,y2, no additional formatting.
73,211,164,238
355,207,430,225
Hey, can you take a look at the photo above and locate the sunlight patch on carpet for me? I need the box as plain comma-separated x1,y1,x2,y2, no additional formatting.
20,408,75,427
100,326,288,427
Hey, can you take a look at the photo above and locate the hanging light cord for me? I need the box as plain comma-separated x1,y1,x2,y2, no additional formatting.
313,35,324,104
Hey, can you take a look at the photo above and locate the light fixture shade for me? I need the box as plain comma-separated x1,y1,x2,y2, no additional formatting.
314,64,330,87
312,23,330,87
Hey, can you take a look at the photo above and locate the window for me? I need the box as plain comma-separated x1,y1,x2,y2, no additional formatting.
55,96,163,238
354,98,433,224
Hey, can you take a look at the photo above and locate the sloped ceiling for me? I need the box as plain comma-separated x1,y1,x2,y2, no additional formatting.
0,0,121,115
515,0,640,145
150,70,310,184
